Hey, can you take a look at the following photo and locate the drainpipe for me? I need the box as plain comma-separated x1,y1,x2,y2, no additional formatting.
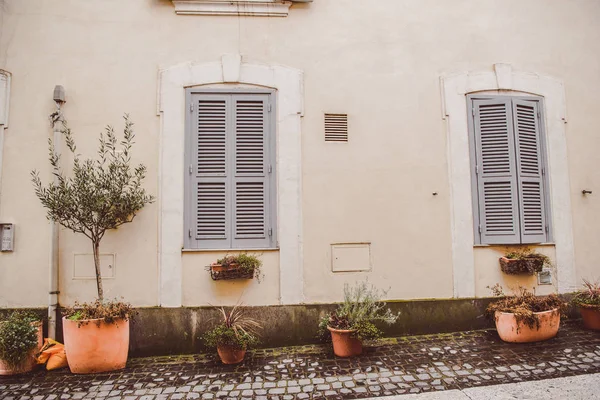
48,85,65,339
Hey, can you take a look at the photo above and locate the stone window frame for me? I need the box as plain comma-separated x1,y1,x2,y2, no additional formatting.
441,63,576,297
171,0,294,17
157,54,304,307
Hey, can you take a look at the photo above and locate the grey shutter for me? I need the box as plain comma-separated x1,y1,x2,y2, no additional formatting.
231,95,273,248
512,99,548,243
190,94,231,249
473,99,521,244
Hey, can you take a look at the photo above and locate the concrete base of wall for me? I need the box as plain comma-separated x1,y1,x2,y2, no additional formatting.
0,297,578,357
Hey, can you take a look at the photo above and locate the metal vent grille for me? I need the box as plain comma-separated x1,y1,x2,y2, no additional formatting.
324,113,348,142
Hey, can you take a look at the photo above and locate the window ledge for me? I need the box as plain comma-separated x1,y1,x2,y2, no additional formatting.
182,247,280,253
473,243,556,248
171,1,293,17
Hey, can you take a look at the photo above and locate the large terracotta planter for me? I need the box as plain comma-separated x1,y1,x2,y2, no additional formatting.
62,317,129,374
579,307,600,330
494,309,560,343
327,326,363,357
0,321,43,376
217,345,246,364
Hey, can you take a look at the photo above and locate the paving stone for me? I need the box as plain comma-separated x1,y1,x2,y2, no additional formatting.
0,322,599,400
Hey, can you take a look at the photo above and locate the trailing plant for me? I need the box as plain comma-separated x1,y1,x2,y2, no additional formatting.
318,281,399,341
203,304,261,350
210,253,263,282
486,285,567,330
571,279,600,309
62,299,137,327
0,312,39,370
31,115,154,301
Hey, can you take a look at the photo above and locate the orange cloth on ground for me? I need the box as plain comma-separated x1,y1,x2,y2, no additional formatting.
36,338,68,370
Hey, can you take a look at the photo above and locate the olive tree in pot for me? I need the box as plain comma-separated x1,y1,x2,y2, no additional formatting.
31,115,153,374
318,281,399,358
0,312,43,375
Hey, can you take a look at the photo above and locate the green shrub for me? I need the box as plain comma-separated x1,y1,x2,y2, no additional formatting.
203,324,259,350
319,281,399,341
572,280,600,309
0,312,39,369
203,304,261,350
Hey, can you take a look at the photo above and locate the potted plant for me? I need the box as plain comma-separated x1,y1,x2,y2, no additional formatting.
571,279,600,330
0,312,43,375
499,248,551,275
486,284,566,343
203,304,261,364
318,281,399,358
208,254,263,282
31,115,154,374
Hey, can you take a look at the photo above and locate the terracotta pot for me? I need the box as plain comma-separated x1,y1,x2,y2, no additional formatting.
217,345,246,364
62,317,129,374
494,309,560,343
0,321,43,376
499,256,543,275
327,326,363,357
579,306,600,330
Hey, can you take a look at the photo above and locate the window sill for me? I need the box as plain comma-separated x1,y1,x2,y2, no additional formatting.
182,248,280,253
473,243,555,248
171,1,293,17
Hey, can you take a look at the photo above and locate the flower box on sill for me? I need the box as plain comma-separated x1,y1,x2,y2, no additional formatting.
209,263,255,281
499,256,544,275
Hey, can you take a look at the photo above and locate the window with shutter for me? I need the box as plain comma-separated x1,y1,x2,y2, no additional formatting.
468,95,550,245
185,91,276,250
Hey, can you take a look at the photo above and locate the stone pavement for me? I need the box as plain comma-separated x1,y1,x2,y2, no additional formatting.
363,372,600,399
1,321,599,400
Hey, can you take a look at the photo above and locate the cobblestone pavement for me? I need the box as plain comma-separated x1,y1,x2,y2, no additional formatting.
1,321,599,400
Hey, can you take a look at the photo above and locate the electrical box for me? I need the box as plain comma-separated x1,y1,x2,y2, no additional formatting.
331,243,371,272
0,223,14,252
538,268,553,285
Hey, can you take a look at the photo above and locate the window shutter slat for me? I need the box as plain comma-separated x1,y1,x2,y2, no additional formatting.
513,99,548,243
232,96,272,248
191,95,230,248
473,99,521,244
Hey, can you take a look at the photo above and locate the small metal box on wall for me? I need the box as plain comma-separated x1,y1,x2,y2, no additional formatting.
0,223,14,251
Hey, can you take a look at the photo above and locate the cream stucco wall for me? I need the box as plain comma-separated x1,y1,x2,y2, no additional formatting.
0,0,599,308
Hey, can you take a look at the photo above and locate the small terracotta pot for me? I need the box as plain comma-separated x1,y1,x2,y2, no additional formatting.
63,317,129,374
217,345,246,364
494,309,560,343
327,326,363,357
579,307,600,330
0,321,43,376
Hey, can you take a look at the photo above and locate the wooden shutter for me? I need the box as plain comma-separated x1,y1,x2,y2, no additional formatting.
190,94,231,249
512,99,548,243
473,99,521,244
231,95,273,248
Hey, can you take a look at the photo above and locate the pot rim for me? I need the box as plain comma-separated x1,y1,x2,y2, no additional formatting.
62,316,129,323
495,308,559,316
327,326,357,334
578,304,600,310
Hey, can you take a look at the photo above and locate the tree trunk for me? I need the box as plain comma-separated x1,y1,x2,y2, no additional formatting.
92,240,104,301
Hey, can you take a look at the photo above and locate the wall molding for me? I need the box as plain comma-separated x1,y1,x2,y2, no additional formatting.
171,0,293,17
440,63,576,296
157,54,305,307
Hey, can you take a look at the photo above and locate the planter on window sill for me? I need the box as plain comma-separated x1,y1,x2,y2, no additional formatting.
209,263,255,281
499,256,544,275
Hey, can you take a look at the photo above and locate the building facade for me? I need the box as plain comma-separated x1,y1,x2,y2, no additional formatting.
1,1,598,317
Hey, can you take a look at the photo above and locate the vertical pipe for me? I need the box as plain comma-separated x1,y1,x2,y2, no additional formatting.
48,110,62,339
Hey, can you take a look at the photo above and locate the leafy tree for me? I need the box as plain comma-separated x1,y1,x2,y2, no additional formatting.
32,115,154,301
